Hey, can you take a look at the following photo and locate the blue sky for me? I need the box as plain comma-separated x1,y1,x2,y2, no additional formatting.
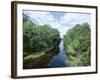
23,10,91,38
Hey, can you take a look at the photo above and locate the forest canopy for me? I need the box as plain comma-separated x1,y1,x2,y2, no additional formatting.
63,23,91,66
23,14,61,52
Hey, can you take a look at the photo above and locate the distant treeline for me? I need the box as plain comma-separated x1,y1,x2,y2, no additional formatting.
63,23,91,66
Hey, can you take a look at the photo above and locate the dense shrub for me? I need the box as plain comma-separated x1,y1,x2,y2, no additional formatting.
64,23,91,66
23,14,61,52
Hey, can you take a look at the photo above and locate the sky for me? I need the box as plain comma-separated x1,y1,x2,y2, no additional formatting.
23,10,91,38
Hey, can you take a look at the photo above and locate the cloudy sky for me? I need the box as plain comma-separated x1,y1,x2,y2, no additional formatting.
23,10,91,38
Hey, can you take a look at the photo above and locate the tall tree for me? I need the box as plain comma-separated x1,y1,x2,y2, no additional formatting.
64,23,91,66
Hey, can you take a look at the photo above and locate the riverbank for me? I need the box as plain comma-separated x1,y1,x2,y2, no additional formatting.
24,47,53,60
23,47,59,69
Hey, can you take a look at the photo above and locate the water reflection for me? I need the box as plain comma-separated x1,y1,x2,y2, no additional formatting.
23,41,68,69
48,41,67,68
23,47,60,69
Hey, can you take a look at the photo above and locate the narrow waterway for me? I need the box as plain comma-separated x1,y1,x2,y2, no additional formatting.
48,40,68,68
23,40,68,69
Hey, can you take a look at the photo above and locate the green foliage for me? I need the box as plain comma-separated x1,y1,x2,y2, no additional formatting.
66,45,76,56
23,14,61,53
64,23,91,66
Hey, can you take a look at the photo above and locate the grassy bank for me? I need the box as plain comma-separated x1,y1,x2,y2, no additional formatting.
23,47,54,61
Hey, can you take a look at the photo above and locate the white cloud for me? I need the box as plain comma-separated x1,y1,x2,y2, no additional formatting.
23,11,91,38
24,11,55,26
60,13,91,27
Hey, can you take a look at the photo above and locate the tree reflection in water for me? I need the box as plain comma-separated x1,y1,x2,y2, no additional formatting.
23,47,60,69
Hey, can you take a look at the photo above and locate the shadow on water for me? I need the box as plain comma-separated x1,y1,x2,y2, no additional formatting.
23,41,68,69
23,47,60,69
48,41,68,68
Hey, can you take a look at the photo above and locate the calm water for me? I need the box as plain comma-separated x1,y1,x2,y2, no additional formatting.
23,40,68,69
48,41,68,68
